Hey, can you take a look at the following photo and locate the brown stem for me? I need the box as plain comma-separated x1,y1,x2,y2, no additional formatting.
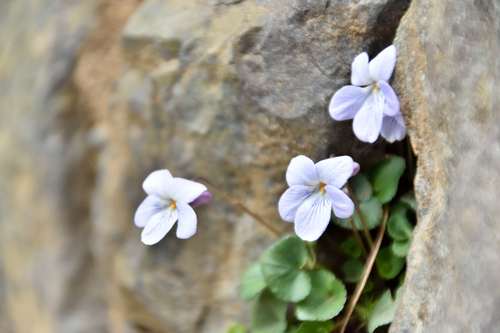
338,208,389,333
196,177,281,238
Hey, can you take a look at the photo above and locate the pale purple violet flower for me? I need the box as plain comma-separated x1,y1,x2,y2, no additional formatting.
134,169,210,245
278,155,357,241
329,45,406,143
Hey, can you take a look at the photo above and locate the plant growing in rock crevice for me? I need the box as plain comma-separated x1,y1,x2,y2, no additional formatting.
235,153,415,333
228,45,416,333
133,44,417,333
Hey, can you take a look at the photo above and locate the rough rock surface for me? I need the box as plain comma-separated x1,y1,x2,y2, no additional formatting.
0,1,102,332
0,0,467,332
5,0,500,332
391,0,500,332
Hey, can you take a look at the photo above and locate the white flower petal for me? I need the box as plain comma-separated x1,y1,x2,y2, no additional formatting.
166,178,207,203
352,90,384,143
379,81,400,116
381,114,406,143
351,52,372,86
325,186,354,219
315,156,354,188
176,202,197,239
134,195,165,228
329,86,371,121
141,208,178,245
143,169,173,197
294,193,332,242
278,185,315,222
286,155,319,187
369,45,396,82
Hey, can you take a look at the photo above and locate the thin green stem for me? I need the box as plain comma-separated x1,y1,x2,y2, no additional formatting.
355,204,374,247
348,218,368,256
306,242,317,269
348,185,374,248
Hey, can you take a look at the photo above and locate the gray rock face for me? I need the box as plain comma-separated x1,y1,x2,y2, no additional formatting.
391,0,500,332
0,1,102,333
0,0,405,331
113,1,401,332
10,0,500,332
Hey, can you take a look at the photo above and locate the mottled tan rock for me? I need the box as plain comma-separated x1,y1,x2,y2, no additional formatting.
0,0,409,332
391,1,500,332
112,1,406,332
0,1,102,332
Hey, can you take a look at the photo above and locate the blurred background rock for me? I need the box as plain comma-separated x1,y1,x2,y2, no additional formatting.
0,0,499,332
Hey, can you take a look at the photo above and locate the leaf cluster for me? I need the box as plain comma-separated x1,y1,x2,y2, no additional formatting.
240,236,347,333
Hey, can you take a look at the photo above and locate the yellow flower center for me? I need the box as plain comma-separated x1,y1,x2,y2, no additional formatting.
372,83,380,92
319,182,327,194
169,200,177,209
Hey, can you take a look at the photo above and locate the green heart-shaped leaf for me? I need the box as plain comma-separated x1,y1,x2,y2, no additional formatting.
370,156,406,204
251,290,287,333
399,191,417,211
295,269,346,321
341,259,364,283
335,197,382,230
240,263,267,300
261,236,312,302
376,247,405,280
367,290,397,333
339,237,363,258
353,198,383,230
292,321,334,333
391,239,411,258
391,202,409,216
226,323,247,333
350,174,372,201
354,296,376,322
387,212,413,241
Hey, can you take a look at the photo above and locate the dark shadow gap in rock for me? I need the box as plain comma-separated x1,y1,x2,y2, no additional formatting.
368,0,412,56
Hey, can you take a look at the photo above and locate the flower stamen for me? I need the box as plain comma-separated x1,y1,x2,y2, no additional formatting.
319,182,327,194
169,200,177,209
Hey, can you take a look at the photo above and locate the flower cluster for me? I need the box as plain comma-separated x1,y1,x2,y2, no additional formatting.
329,45,405,143
134,44,406,244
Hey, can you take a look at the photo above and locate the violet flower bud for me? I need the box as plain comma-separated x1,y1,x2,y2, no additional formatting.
190,190,213,208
